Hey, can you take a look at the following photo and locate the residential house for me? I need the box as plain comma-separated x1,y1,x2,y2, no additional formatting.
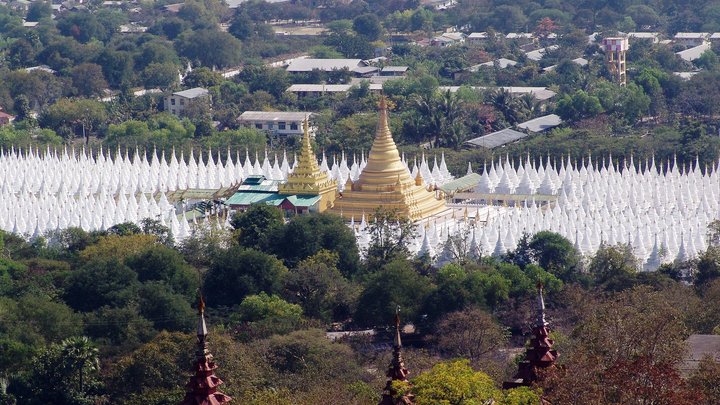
286,83,383,97
467,32,489,45
710,33,720,45
164,87,210,117
237,111,315,137
506,32,535,45
674,32,710,47
431,32,465,47
628,32,660,43
380,66,408,77
0,111,14,126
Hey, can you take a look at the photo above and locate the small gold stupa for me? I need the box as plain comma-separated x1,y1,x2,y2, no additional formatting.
332,98,447,221
278,120,337,212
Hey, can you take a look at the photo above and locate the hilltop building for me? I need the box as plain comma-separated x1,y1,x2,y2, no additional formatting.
165,87,211,117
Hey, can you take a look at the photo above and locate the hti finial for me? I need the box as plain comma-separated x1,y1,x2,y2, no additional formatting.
536,282,547,328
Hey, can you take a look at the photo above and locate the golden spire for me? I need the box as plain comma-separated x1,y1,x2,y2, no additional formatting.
278,117,337,211
356,96,413,187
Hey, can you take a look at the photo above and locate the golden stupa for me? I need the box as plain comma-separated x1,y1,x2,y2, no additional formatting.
332,98,447,221
278,120,337,212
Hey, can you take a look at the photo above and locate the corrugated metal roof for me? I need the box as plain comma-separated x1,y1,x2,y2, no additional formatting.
287,84,352,92
238,111,313,121
465,128,528,148
225,192,279,206
439,173,482,194
677,42,712,61
286,58,364,72
517,114,563,133
173,87,209,99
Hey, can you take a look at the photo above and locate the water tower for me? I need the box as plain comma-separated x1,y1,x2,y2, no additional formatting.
602,37,629,86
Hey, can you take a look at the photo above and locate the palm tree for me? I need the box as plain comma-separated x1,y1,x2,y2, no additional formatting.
60,336,99,394
489,88,520,125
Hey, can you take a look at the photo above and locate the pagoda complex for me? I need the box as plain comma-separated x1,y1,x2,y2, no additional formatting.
332,98,447,221
181,295,232,405
503,284,559,390
277,120,337,212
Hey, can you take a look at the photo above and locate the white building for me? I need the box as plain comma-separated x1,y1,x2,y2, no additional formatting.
237,111,316,137
164,87,211,117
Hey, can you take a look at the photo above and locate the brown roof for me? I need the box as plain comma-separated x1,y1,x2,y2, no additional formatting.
679,334,720,377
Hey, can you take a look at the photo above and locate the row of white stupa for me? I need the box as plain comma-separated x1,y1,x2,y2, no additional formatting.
0,146,454,241
0,146,454,196
351,155,720,272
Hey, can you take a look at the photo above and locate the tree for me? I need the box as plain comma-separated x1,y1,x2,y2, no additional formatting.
283,250,358,322
138,282,195,332
125,244,198,297
407,360,504,404
689,356,720,402
588,244,638,290
265,328,361,387
175,29,243,69
203,246,288,307
26,1,51,21
63,258,139,312
528,231,579,282
237,65,290,99
183,67,224,88
142,63,179,90
365,209,416,270
229,11,253,40
26,337,101,404
435,307,509,363
38,98,107,142
70,63,107,97
555,90,604,122
233,292,303,338
230,204,284,250
353,14,382,41
354,259,434,327
270,213,360,276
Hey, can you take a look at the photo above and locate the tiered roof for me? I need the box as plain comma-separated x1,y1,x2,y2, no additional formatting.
503,284,559,389
181,296,232,405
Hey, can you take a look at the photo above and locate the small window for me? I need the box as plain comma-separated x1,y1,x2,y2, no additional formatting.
290,122,298,131
171,109,176,114
180,99,185,105
268,122,274,129
171,98,176,105
278,122,286,130
255,123,263,129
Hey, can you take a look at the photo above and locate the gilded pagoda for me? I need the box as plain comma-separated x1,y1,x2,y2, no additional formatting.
274,121,337,213
332,98,447,221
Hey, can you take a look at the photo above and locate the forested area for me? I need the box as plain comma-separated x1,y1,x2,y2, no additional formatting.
2,206,720,403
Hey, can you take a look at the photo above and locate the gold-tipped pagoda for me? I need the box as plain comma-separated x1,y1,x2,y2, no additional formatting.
277,121,337,212
332,98,447,221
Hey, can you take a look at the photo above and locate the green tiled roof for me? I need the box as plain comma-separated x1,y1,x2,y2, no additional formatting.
439,173,482,194
225,192,322,208
285,195,321,207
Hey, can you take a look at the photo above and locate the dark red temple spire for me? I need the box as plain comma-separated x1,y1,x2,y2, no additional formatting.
379,307,415,405
180,294,232,405
503,283,559,389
